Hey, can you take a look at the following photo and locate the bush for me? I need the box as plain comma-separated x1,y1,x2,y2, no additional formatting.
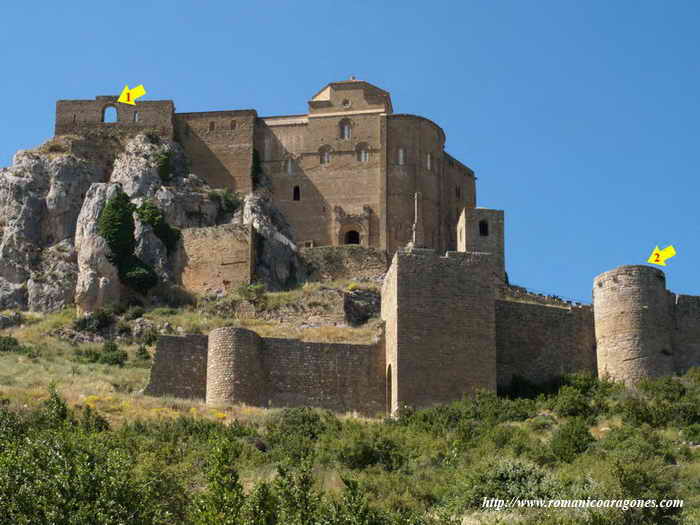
549,417,594,462
97,189,160,295
125,305,145,320
237,283,268,310
266,408,339,461
100,341,128,367
682,423,700,444
156,151,173,184
119,256,159,295
97,189,136,263
0,336,30,354
73,308,115,333
209,189,242,215
553,385,592,418
74,341,127,367
136,200,181,254
337,430,406,472
448,458,558,512
136,345,151,360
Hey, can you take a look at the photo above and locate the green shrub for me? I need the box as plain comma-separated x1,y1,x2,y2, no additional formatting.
125,305,145,320
100,341,128,367
97,188,159,295
136,345,151,360
237,283,268,310
553,385,592,418
73,308,115,333
119,255,159,295
98,189,136,263
448,458,558,512
596,424,675,464
136,200,181,254
682,423,700,443
0,336,29,354
337,430,406,472
156,151,173,184
549,417,594,462
209,189,242,215
78,405,110,433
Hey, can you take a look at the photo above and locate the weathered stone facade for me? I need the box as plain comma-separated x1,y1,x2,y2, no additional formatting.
54,78,480,257
593,265,700,384
177,224,255,295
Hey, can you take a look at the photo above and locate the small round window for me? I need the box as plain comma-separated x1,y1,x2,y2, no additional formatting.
342,98,351,108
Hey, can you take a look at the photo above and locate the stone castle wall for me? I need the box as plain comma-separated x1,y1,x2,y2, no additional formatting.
495,301,596,389
174,111,257,194
178,223,254,295
144,335,208,399
55,97,175,138
594,265,675,383
202,327,385,415
672,294,700,373
382,249,498,413
299,245,389,282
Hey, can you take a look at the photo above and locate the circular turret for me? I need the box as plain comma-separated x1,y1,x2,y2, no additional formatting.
593,265,674,384
206,327,266,406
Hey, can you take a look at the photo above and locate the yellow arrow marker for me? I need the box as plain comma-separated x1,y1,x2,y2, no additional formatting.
647,245,676,266
117,84,147,105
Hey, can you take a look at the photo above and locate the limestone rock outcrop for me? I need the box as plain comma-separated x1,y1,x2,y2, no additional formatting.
0,145,101,310
74,183,123,314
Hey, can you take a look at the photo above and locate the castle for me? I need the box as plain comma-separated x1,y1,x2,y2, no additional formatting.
55,80,700,415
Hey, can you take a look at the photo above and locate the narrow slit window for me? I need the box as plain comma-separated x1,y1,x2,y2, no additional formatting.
209,121,216,131
479,220,489,237
398,148,405,165
133,111,140,123
293,185,300,201
287,158,294,176
230,120,237,130
427,153,432,170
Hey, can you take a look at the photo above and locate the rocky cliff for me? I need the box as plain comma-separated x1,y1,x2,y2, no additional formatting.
0,133,301,313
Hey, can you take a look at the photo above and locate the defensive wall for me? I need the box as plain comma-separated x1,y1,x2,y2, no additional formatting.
594,265,700,384
176,223,255,295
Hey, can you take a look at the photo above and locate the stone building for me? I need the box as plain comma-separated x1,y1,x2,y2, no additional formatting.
55,81,700,415
56,78,476,255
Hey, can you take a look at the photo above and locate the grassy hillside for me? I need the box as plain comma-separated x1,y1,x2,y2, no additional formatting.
0,285,699,524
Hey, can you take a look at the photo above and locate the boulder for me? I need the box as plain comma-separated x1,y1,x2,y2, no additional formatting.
343,288,381,326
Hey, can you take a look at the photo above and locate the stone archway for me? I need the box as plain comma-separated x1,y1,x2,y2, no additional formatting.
344,230,360,245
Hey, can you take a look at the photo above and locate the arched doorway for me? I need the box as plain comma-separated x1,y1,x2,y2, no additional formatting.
344,230,360,245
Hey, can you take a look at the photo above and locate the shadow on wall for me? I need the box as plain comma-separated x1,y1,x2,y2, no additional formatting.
176,122,243,192
260,129,379,247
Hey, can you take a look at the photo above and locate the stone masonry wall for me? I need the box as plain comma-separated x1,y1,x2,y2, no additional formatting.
495,300,596,389
672,294,700,373
55,97,175,138
178,224,254,295
593,265,675,384
174,111,257,193
203,326,385,415
382,249,497,413
144,335,208,399
300,245,388,282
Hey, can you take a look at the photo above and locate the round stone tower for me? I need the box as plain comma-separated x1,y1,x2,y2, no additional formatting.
206,327,266,406
593,265,674,384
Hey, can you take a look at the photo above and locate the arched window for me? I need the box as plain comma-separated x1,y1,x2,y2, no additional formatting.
356,143,369,163
286,158,294,176
426,153,432,171
133,111,140,123
72,114,77,123
344,230,360,244
398,148,405,165
230,120,237,130
339,119,352,140
209,121,216,131
293,185,300,201
479,220,489,237
319,146,331,165
102,106,117,123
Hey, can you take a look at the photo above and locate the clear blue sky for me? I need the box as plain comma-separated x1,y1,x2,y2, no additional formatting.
2,1,699,303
